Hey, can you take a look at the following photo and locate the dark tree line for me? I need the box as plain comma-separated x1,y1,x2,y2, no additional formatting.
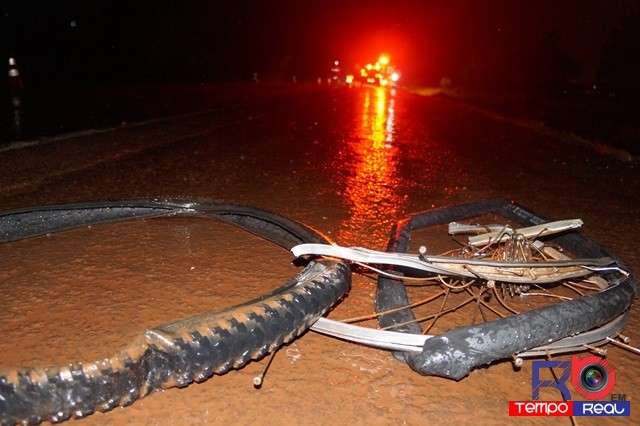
597,13,640,98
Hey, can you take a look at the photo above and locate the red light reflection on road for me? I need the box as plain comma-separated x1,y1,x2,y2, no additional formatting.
337,87,405,248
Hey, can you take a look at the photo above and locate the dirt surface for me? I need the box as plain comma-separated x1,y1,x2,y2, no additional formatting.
1,85,638,424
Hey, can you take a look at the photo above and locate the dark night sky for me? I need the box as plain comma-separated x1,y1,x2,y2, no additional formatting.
1,1,639,88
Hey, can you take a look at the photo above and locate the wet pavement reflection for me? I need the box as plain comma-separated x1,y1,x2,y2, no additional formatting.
336,87,406,247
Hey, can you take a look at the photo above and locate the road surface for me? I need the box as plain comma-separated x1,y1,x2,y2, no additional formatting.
1,85,638,425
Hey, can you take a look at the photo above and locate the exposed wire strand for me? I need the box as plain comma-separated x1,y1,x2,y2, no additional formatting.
339,290,447,324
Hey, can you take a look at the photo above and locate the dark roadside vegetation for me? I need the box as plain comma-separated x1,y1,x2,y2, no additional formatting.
454,92,640,156
441,12,640,156
0,83,322,143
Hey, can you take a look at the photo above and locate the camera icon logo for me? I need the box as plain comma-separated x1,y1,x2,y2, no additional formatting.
571,355,616,400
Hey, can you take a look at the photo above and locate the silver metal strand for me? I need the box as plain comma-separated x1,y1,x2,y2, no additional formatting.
472,225,512,256
436,275,476,290
311,317,429,352
468,219,583,246
562,282,585,296
352,261,441,284
381,296,477,330
519,292,573,301
566,281,604,291
465,287,506,318
582,265,629,276
339,290,446,324
310,315,628,357
423,288,451,334
492,285,520,315
606,337,640,355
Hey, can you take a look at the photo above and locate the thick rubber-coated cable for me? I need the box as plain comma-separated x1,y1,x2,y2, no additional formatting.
0,200,351,425
375,199,636,379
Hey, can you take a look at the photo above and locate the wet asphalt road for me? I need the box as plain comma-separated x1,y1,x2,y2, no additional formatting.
0,84,639,424
1,84,638,247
